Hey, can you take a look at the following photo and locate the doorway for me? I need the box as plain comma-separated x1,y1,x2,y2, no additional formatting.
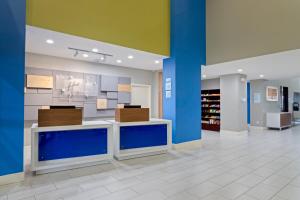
131,84,152,116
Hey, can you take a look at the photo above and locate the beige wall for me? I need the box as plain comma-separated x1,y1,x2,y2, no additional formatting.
207,0,300,65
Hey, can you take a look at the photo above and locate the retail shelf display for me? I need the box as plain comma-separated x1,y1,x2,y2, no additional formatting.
201,89,221,132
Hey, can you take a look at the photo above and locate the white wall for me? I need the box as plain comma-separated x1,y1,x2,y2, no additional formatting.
202,78,220,90
220,74,248,132
250,78,300,127
24,53,160,146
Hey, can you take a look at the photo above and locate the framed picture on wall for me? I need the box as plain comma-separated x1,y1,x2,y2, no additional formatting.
266,86,279,101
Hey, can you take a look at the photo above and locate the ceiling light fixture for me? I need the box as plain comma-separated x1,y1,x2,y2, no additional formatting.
155,60,160,64
202,74,207,78
68,47,113,63
259,74,265,78
46,39,54,44
237,69,243,73
92,48,99,53
128,55,134,59
116,59,122,63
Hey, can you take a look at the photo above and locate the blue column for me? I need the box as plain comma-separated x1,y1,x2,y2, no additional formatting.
247,82,251,124
163,0,206,144
0,0,25,176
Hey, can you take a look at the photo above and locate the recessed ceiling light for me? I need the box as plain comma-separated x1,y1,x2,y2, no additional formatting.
202,74,207,78
155,60,160,64
128,55,134,59
82,53,89,58
237,69,243,73
100,56,105,61
116,59,122,63
92,48,99,53
46,39,54,44
259,74,265,78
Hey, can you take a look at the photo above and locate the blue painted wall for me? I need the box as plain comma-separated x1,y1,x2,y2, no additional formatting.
163,0,206,144
0,0,25,176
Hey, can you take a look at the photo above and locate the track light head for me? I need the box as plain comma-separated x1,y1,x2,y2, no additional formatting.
73,50,79,57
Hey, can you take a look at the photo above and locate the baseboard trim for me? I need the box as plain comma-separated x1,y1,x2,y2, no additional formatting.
0,172,24,186
172,140,203,150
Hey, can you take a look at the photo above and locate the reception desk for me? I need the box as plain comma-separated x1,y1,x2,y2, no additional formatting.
107,119,172,160
266,112,292,130
31,121,113,174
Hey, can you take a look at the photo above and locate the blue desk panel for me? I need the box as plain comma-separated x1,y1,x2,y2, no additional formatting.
120,124,167,150
39,128,107,161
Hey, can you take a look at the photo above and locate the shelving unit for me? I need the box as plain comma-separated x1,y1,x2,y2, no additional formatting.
201,89,221,132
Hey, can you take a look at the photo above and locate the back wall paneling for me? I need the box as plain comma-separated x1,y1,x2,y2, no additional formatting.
24,67,132,120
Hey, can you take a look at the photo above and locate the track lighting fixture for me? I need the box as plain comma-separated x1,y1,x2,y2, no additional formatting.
68,47,112,63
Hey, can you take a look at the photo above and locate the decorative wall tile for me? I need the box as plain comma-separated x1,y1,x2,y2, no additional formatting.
54,71,70,90
107,92,118,99
118,92,131,104
119,77,131,84
97,99,108,109
98,91,107,99
26,75,53,89
100,75,118,91
107,100,118,109
25,67,131,120
118,84,132,92
84,74,98,97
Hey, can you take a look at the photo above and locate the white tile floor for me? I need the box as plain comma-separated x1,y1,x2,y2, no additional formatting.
2,126,300,200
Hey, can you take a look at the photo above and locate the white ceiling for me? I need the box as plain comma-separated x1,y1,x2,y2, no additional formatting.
26,26,300,78
203,49,300,80
26,26,167,71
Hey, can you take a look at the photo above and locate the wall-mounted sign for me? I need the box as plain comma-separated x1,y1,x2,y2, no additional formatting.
166,91,171,98
165,82,171,91
254,93,261,104
165,77,172,99
266,86,279,102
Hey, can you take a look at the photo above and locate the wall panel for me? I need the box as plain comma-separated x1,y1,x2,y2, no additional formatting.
24,67,132,120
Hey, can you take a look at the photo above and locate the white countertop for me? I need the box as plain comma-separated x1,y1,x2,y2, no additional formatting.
106,118,172,126
31,120,112,132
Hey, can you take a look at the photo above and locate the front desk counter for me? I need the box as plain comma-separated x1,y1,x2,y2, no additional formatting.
107,118,172,160
31,121,113,174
